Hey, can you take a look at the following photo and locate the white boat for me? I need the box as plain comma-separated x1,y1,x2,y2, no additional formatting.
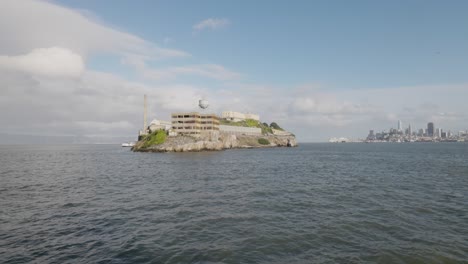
121,142,135,147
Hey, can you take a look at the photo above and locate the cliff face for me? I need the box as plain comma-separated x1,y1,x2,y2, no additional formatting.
132,132,297,152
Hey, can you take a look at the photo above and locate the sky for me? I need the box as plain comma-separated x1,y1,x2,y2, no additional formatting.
0,0,467,143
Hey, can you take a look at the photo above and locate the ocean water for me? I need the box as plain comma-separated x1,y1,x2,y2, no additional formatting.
1,143,467,264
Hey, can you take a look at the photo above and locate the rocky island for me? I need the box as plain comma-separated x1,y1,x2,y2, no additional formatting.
131,97,297,153
132,128,297,153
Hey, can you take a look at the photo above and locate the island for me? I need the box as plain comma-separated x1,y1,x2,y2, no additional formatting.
132,109,297,152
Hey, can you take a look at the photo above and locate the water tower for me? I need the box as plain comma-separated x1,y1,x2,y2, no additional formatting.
199,99,209,111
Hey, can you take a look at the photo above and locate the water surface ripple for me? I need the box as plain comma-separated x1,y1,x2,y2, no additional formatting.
1,143,467,263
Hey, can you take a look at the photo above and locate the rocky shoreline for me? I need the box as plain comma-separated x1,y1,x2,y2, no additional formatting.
132,133,297,152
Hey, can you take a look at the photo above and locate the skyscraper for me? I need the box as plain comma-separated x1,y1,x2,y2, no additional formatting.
367,130,375,140
418,128,424,137
427,122,434,137
398,120,403,131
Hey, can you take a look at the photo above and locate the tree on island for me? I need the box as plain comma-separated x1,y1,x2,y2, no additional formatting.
270,122,283,131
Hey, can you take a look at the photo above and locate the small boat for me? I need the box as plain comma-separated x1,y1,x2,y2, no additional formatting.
121,142,135,147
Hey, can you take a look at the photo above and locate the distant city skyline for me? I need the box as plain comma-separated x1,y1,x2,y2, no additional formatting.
367,119,464,136
362,119,467,143
1,0,468,142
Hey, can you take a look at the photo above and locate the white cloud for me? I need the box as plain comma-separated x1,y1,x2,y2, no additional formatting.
142,64,241,81
1,60,467,142
285,84,468,139
193,18,230,32
0,1,240,142
0,47,85,78
0,1,466,143
289,97,377,116
0,0,188,59
75,120,134,132
122,55,241,81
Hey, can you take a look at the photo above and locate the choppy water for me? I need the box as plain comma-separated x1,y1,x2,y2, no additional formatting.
1,143,467,264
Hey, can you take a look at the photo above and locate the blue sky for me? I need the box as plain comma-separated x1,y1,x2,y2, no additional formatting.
59,0,468,89
0,0,467,142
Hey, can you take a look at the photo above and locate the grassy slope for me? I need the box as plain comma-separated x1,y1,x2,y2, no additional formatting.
142,130,166,148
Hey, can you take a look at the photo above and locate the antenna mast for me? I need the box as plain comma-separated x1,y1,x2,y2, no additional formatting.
143,94,148,133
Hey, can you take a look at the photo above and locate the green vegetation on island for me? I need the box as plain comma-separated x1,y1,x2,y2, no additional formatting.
220,119,286,135
258,138,270,145
142,130,166,148
269,122,283,131
220,118,259,127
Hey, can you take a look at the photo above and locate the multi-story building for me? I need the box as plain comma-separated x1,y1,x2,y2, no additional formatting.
171,112,219,136
427,122,434,137
367,130,376,140
418,129,424,137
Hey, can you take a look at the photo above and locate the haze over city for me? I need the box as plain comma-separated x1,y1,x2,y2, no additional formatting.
1,0,468,143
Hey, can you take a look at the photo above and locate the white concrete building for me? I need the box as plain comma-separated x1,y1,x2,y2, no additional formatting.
219,125,261,135
148,119,172,132
244,113,260,121
272,129,292,136
221,111,260,122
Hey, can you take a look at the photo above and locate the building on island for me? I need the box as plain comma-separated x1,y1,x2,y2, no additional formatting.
219,125,261,136
148,119,172,133
221,111,260,122
271,129,292,136
171,112,220,136
171,111,266,136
